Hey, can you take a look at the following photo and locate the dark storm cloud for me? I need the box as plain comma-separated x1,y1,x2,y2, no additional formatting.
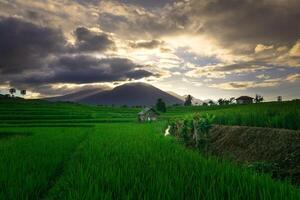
129,40,163,49
186,0,300,48
0,17,66,74
98,0,300,51
75,0,173,8
99,11,181,39
74,27,115,52
0,15,156,95
121,0,173,8
228,82,251,89
74,0,101,5
15,56,155,85
21,84,111,97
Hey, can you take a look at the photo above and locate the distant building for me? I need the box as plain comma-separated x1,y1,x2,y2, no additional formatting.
236,96,254,104
138,107,159,122
277,96,282,102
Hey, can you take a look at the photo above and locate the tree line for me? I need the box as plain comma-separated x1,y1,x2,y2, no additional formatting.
155,94,265,113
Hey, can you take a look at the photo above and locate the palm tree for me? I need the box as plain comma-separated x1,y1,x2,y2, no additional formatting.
184,95,193,106
9,88,16,97
208,100,215,106
255,94,264,103
218,98,224,105
21,90,26,98
229,97,235,104
156,98,166,112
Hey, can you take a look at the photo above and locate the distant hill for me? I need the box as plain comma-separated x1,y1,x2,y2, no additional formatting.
167,92,205,105
47,82,184,106
0,94,11,99
46,88,103,102
183,95,204,105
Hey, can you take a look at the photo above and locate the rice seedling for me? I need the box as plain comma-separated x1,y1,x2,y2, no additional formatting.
46,123,300,200
0,99,299,199
0,126,92,199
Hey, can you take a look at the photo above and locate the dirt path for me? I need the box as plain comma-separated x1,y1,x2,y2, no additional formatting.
37,127,94,199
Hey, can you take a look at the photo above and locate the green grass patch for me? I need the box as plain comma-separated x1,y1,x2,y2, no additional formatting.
0,126,92,199
46,123,300,200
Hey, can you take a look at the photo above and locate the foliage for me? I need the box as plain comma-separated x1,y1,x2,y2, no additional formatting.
193,113,215,135
165,101,300,130
184,95,193,106
156,98,167,113
20,89,26,96
255,94,264,103
9,88,16,97
169,113,215,149
208,100,215,106
218,98,235,105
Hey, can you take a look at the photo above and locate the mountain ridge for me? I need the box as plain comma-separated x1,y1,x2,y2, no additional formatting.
47,82,184,106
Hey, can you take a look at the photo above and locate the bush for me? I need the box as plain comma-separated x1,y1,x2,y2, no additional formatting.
169,113,215,150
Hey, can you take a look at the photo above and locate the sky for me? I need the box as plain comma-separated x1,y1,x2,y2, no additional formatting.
0,0,300,101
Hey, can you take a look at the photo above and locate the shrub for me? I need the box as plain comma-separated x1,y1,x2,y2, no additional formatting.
169,113,215,150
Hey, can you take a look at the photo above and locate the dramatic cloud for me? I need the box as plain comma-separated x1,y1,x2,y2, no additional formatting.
98,2,183,40
210,74,300,90
0,17,66,74
286,74,300,82
15,56,156,85
289,41,300,57
256,74,271,79
76,0,173,8
185,0,300,48
1,0,300,99
255,44,274,54
210,79,282,90
129,40,163,49
74,27,115,52
186,62,269,79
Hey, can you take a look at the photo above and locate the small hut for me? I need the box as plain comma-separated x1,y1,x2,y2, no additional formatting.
236,96,254,104
138,107,159,122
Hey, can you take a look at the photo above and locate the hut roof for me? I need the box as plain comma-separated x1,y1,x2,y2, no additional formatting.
236,96,254,100
138,107,159,115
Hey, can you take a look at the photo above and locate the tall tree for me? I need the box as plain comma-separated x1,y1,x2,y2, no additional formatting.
255,94,264,103
229,97,235,104
21,89,26,98
208,100,215,106
184,95,193,106
9,88,16,97
156,98,166,112
218,98,224,105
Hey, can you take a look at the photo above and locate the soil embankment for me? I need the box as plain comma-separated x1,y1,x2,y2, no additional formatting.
208,125,300,185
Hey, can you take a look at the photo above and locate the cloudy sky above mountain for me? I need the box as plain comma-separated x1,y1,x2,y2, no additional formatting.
0,0,300,100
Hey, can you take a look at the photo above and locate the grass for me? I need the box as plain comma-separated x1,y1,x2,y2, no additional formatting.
0,126,91,199
165,101,300,130
1,98,299,130
47,124,300,199
0,98,299,199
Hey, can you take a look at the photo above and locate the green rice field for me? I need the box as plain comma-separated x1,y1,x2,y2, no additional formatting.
0,98,300,199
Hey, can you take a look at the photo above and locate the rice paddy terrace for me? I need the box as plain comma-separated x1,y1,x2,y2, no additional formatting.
0,98,300,199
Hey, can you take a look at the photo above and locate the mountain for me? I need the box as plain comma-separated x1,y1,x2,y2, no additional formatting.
47,82,184,106
167,91,185,101
46,88,102,102
167,92,204,105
